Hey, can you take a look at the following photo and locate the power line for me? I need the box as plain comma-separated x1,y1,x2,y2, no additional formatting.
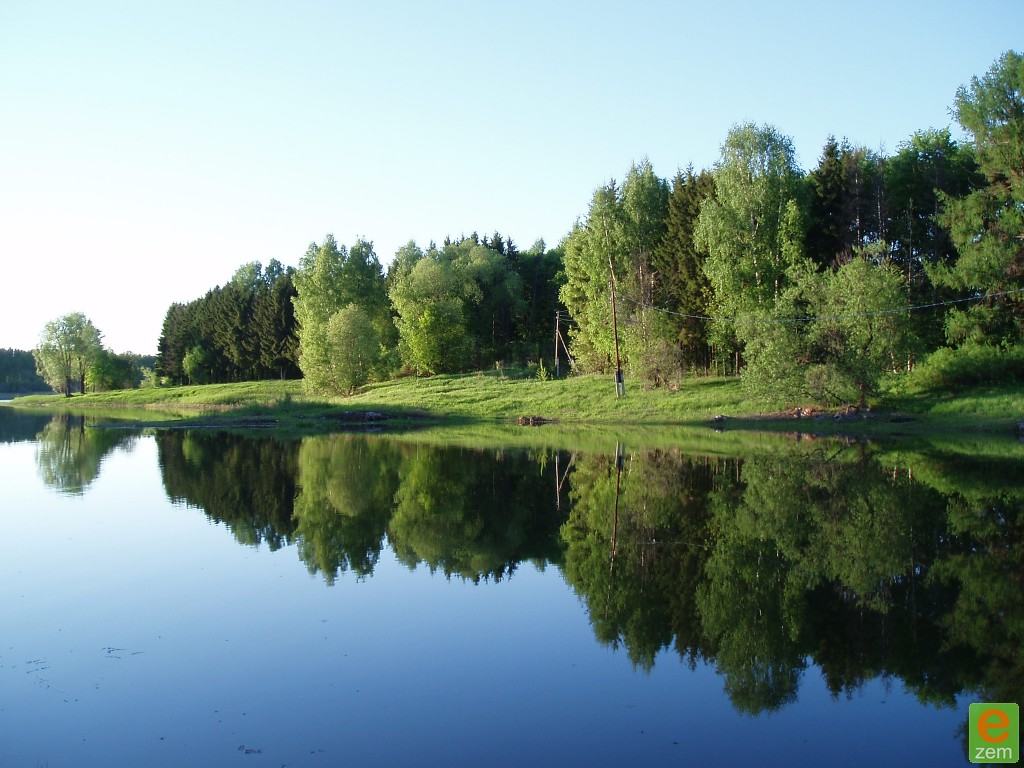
614,286,1024,326
555,310,579,327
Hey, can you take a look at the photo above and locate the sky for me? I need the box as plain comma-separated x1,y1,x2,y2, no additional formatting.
1,1,1022,354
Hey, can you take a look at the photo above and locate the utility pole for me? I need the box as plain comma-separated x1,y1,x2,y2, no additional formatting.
608,258,625,397
554,311,561,379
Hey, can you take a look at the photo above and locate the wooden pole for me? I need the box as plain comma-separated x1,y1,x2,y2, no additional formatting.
557,329,576,372
608,259,625,397
554,311,561,379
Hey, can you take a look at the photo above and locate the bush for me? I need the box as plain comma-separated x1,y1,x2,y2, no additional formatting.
535,358,550,381
899,343,1024,393
624,313,687,389
324,304,382,395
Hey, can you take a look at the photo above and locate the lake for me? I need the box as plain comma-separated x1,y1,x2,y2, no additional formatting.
1,409,1020,766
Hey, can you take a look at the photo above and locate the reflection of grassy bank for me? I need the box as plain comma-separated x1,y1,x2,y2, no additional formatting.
6,372,1022,440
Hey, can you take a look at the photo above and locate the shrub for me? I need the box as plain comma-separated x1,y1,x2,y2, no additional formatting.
900,343,1024,393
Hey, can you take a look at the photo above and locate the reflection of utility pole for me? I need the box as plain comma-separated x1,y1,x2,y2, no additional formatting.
554,451,576,513
555,452,561,512
610,442,623,570
608,259,625,397
909,518,917,644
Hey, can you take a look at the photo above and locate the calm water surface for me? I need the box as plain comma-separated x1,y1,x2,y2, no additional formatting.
1,409,1021,766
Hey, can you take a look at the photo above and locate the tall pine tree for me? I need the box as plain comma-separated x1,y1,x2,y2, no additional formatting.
652,166,716,372
805,136,846,269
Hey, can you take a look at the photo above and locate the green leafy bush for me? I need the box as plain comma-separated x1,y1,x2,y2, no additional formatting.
900,343,1024,393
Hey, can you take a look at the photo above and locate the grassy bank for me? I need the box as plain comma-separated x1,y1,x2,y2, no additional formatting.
9,379,303,410
6,373,771,420
7,371,1022,438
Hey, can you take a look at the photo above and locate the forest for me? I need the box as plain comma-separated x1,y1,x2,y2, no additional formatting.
136,51,1021,404
0,349,48,395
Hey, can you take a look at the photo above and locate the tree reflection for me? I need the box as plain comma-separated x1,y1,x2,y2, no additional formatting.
289,436,565,583
34,413,137,495
158,430,566,585
146,426,1024,716
157,431,299,549
561,449,717,670
292,435,399,582
920,453,1024,707
560,443,1024,714
387,443,563,581
0,407,54,444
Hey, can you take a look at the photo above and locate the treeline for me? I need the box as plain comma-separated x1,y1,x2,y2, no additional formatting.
89,350,157,391
292,233,563,393
154,50,1021,402
0,349,48,394
156,260,300,384
563,51,1022,402
389,234,563,375
563,133,980,385
157,232,564,392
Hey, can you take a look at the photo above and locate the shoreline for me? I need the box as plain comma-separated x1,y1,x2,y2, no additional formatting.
3,373,1021,444
4,392,1021,446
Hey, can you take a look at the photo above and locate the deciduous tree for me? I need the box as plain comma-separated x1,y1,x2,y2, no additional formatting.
324,304,381,394
695,123,804,366
33,313,103,396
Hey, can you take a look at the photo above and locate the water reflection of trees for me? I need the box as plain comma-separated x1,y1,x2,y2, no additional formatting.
155,432,566,584
918,453,1024,707
560,444,1024,714
386,443,562,581
0,408,54,444
293,437,564,583
149,428,1024,715
158,431,300,550
34,414,137,495
290,436,398,580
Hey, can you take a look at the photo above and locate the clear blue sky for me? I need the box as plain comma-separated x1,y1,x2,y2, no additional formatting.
1,0,1021,353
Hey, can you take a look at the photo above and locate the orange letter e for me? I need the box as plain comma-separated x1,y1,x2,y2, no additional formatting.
978,709,1010,743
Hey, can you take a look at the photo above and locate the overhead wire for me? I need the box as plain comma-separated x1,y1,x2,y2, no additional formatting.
611,286,1024,326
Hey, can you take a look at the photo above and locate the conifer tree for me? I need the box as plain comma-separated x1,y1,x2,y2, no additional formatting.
805,136,847,269
652,166,716,372
934,50,1024,346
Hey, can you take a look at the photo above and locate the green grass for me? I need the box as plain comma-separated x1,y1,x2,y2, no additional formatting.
10,379,304,410
7,373,773,422
6,370,1022,440
345,371,782,422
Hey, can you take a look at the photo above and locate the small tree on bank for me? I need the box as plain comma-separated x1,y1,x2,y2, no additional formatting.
325,304,381,394
293,235,391,392
740,255,918,406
